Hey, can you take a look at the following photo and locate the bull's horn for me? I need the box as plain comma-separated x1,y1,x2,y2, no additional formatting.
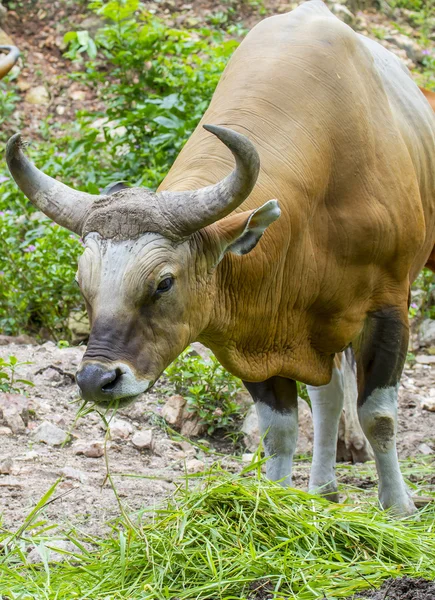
0,45,20,79
158,125,260,235
6,133,101,234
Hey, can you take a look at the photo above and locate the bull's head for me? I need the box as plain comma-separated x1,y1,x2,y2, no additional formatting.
6,126,280,406
0,45,20,80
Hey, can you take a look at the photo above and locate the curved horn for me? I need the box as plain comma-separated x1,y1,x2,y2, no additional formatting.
0,45,20,79
6,133,101,234
158,125,260,235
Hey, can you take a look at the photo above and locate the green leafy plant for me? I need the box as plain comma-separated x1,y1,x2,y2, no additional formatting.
0,210,83,339
0,355,33,393
164,348,244,435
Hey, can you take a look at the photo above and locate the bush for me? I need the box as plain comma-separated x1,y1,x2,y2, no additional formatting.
164,348,244,435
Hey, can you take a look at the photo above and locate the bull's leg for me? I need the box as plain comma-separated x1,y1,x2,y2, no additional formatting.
356,308,416,515
307,354,345,502
337,349,373,464
243,377,298,485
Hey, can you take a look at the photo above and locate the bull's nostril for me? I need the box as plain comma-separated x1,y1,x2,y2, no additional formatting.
76,363,123,402
101,368,122,392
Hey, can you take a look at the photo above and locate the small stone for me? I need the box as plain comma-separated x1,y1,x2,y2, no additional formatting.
56,105,66,115
67,310,89,344
0,476,22,488
241,405,259,452
0,426,12,435
70,89,86,101
0,457,13,474
107,418,133,440
0,393,29,434
131,429,153,450
185,458,205,473
44,367,63,383
31,421,69,446
24,85,49,105
73,440,105,458
242,453,255,463
59,466,87,483
418,443,433,456
0,334,37,345
180,416,206,437
421,398,435,412
416,355,435,365
161,395,186,428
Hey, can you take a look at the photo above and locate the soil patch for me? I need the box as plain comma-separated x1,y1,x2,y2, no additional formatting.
353,577,435,600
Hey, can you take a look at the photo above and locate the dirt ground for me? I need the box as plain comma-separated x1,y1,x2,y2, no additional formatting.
0,339,434,535
354,577,435,600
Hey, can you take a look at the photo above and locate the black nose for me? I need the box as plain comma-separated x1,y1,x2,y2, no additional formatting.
76,363,121,403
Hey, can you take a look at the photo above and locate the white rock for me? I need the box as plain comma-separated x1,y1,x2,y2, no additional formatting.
185,458,205,473
418,443,433,456
161,395,186,428
31,421,69,446
0,393,28,433
242,453,255,463
24,85,49,105
107,418,133,440
418,318,435,347
59,466,88,483
416,355,435,364
421,398,435,413
241,405,259,452
0,426,12,435
131,429,153,450
0,457,13,474
70,89,86,101
73,440,105,458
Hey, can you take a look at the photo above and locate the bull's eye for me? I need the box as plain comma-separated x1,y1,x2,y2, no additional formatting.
156,276,174,294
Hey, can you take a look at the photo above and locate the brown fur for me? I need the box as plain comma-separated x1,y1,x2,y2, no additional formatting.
158,1,435,385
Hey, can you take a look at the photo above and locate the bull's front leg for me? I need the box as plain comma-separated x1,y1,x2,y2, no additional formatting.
356,307,416,516
243,377,298,485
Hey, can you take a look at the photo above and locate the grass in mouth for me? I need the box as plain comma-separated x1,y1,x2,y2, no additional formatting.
1,455,435,600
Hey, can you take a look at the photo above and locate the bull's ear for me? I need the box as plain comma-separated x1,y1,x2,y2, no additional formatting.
214,200,280,256
101,181,130,195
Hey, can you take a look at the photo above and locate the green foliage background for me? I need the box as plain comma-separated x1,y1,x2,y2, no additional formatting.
0,0,239,339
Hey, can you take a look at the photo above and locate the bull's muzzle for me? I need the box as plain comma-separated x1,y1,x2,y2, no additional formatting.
76,362,151,406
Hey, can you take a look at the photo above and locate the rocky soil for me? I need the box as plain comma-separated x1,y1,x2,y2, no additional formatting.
1,336,435,534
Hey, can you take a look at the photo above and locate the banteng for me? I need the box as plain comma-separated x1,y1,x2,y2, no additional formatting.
6,1,435,515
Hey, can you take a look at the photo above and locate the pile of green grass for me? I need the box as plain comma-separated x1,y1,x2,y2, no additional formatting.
1,464,435,599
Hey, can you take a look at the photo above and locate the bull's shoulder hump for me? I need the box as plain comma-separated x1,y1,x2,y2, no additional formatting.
244,1,359,54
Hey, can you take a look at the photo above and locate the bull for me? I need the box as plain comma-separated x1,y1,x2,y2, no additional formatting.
6,0,435,515
0,45,19,79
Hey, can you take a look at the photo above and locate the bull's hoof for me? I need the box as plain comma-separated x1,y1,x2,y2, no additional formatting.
379,488,417,517
309,481,339,503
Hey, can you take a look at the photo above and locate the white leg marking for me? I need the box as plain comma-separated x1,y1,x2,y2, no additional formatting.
358,386,415,515
255,400,298,486
307,359,344,501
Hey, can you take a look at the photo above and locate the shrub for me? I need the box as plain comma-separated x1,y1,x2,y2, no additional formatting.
0,355,33,393
164,348,244,435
